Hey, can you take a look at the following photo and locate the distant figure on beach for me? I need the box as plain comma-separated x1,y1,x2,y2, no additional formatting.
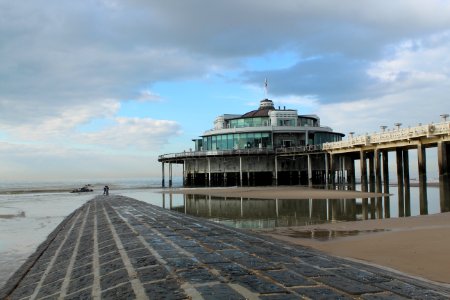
103,185,109,196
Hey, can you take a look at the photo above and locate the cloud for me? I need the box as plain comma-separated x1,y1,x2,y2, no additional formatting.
80,117,182,150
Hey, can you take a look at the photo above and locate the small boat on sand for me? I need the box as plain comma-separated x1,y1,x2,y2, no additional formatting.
70,185,93,193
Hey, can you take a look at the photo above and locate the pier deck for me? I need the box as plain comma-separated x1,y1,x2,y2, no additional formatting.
2,195,450,299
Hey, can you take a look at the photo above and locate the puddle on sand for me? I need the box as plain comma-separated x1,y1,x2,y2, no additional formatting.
285,228,389,241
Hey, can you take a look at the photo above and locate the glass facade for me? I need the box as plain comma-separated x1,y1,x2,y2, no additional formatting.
313,132,342,144
229,117,270,128
202,132,272,150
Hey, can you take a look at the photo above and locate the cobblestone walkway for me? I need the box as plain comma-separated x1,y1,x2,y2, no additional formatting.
2,195,450,299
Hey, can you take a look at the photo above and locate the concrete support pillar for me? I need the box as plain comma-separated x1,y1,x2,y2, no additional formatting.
324,153,329,186
374,149,383,219
307,154,313,187
182,160,186,186
417,144,428,215
382,151,390,218
396,148,405,217
438,142,450,212
347,156,356,187
168,163,173,188
161,162,165,188
368,152,375,193
239,156,243,187
403,149,411,216
330,154,336,185
360,150,368,192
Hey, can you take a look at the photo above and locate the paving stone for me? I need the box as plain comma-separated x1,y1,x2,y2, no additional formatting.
264,270,316,287
8,282,38,299
195,253,229,264
361,293,409,300
101,282,136,300
333,267,390,284
65,287,93,300
137,266,170,283
99,250,121,265
74,254,94,269
317,275,383,295
288,263,333,277
177,268,218,283
71,263,93,280
302,256,343,269
196,283,246,300
165,257,199,269
126,248,152,258
143,279,186,299
100,258,126,276
98,244,119,256
100,268,129,291
259,293,303,300
67,273,94,295
234,256,280,270
375,280,449,299
36,279,64,299
294,286,352,300
129,255,158,269
237,275,287,294
213,262,253,278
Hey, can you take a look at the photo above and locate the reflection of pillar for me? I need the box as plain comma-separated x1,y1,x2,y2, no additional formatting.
362,198,368,220
382,150,390,218
169,193,173,209
273,156,278,186
307,154,313,187
396,148,405,217
161,162,165,188
183,194,187,214
208,195,212,217
417,144,428,215
208,158,211,187
403,150,411,217
331,200,337,222
240,197,243,217
438,142,450,212
162,193,166,208
275,198,279,218
239,156,243,187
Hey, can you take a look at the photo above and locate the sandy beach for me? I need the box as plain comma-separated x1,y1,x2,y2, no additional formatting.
169,186,450,286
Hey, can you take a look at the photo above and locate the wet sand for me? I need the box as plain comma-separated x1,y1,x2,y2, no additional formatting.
169,186,450,285
258,212,450,285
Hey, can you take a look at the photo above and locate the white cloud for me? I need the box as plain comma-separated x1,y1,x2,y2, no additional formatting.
80,117,182,150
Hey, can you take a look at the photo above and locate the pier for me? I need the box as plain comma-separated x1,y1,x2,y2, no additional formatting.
159,120,450,211
2,195,450,299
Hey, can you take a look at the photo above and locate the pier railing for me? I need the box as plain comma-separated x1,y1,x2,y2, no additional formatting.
323,121,450,150
158,144,323,161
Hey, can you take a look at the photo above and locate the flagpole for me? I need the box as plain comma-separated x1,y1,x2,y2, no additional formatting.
264,78,268,98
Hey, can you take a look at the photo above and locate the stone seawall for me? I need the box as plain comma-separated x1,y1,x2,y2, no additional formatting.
2,195,449,299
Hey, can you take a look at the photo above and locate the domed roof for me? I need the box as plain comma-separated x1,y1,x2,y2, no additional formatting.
241,99,275,118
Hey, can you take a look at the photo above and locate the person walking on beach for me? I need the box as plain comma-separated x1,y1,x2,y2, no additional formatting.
103,185,109,195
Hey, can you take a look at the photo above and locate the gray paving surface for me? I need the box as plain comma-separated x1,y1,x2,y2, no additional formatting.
1,195,450,299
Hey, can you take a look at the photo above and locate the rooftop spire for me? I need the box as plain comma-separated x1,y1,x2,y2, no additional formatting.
264,78,268,98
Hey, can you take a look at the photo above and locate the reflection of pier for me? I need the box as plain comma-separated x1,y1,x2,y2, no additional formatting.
160,120,450,213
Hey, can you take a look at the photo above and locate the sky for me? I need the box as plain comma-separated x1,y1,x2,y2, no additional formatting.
1,0,449,181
